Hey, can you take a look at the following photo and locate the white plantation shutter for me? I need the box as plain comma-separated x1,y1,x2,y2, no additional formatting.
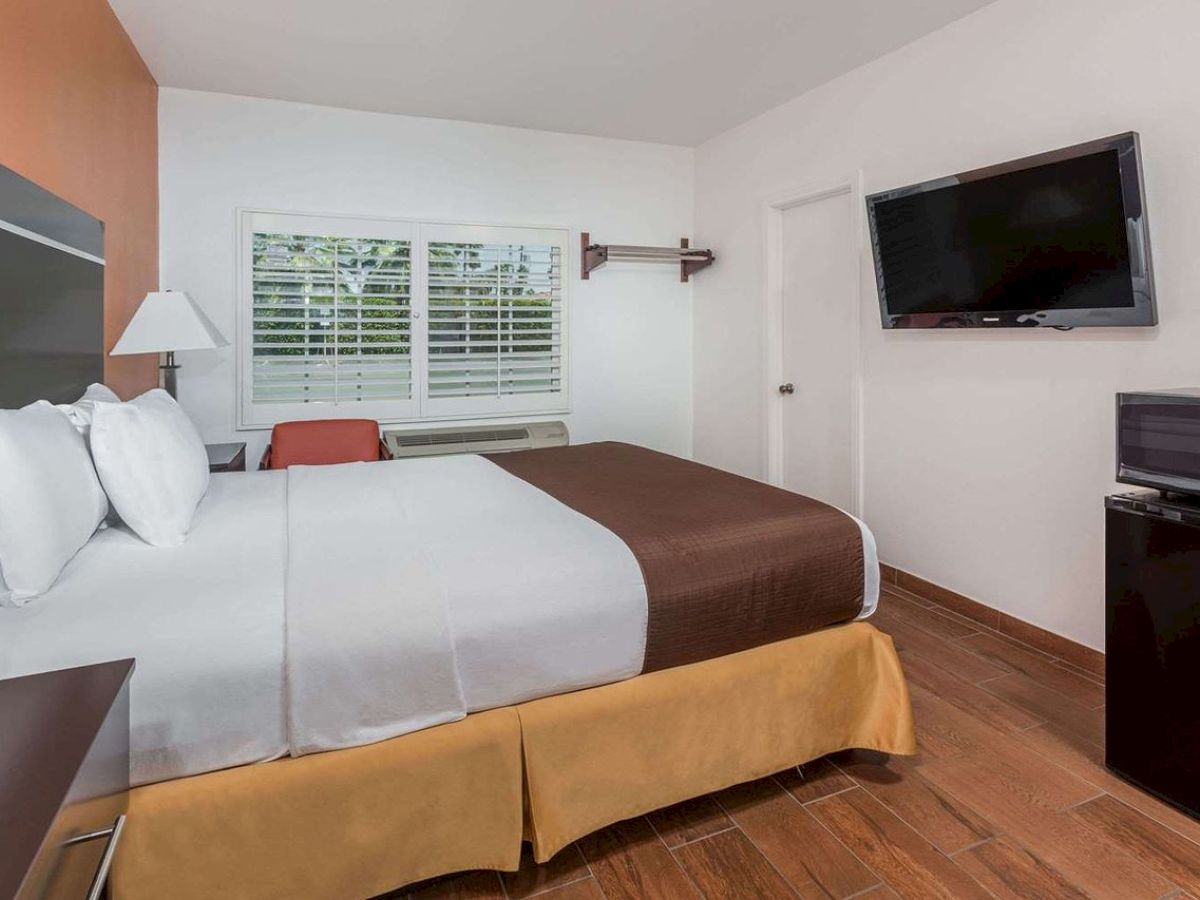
420,222,568,418
427,243,562,396
251,233,412,402
240,213,568,426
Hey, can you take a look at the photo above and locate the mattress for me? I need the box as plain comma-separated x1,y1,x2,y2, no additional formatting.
0,447,880,785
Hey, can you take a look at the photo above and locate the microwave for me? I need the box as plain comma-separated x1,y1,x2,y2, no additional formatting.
1117,389,1200,496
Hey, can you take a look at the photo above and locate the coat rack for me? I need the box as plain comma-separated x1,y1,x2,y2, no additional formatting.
580,233,715,282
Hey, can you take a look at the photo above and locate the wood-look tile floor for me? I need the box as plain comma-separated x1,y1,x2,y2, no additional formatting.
387,585,1200,900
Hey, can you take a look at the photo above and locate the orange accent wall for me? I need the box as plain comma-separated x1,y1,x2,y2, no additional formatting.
0,0,159,398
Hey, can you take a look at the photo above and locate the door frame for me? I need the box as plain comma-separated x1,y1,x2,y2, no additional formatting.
762,172,865,515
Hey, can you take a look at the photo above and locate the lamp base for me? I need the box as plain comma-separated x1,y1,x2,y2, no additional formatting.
159,350,179,399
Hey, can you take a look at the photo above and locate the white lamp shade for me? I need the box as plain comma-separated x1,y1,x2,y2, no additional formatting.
110,291,228,355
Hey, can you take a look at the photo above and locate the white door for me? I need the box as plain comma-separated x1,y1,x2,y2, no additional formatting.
778,189,857,510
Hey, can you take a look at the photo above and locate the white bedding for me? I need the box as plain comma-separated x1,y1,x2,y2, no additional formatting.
856,517,881,620
285,461,467,754
0,454,880,785
0,470,288,785
285,456,646,756
387,455,647,712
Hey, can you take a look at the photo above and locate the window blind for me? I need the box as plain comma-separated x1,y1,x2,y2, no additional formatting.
250,232,412,404
240,212,568,427
426,242,563,399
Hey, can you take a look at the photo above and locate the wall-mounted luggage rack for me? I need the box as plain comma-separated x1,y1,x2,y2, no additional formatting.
581,232,715,282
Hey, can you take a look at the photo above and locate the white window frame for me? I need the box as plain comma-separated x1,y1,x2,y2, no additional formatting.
237,210,571,429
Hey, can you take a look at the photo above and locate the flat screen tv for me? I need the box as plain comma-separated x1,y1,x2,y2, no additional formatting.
0,163,104,406
866,133,1155,329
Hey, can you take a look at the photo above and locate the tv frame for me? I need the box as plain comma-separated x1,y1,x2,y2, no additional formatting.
866,132,1156,330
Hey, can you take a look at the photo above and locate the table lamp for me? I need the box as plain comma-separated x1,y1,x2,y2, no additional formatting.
110,291,227,398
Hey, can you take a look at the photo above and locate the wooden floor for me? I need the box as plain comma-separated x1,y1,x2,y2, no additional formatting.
389,585,1200,900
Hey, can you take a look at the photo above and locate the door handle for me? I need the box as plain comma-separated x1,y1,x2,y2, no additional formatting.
778,383,795,395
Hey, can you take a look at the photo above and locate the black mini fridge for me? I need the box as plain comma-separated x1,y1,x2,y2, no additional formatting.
1107,491,1200,818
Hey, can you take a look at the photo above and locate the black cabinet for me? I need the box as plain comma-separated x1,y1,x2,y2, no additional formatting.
1106,492,1200,818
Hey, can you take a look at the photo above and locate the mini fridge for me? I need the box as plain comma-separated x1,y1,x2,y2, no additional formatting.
1106,490,1200,818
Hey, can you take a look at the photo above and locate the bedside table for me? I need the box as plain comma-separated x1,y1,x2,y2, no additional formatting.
1,659,133,900
206,442,247,473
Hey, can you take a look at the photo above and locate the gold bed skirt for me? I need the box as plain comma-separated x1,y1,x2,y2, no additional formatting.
112,708,525,900
112,622,914,900
520,620,914,860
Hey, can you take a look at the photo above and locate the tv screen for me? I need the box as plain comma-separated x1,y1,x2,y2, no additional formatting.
867,133,1155,329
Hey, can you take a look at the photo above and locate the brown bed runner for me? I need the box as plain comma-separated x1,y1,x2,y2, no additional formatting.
486,442,865,672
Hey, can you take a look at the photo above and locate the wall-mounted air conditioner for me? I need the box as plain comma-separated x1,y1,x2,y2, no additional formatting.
384,421,568,459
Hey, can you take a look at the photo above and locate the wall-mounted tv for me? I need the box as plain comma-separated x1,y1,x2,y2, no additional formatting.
866,133,1155,329
0,163,104,406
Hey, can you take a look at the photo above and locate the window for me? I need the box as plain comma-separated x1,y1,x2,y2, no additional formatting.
239,213,568,427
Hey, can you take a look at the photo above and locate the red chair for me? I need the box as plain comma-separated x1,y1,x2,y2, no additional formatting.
259,419,393,470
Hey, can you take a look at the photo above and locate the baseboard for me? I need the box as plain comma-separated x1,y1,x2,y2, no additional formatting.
878,563,1104,679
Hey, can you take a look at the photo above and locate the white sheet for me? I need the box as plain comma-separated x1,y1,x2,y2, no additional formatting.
0,452,881,782
285,455,648,755
854,515,881,620
367,455,648,712
0,470,288,786
285,462,466,755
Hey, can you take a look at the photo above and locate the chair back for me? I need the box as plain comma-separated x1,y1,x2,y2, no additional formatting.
264,419,384,469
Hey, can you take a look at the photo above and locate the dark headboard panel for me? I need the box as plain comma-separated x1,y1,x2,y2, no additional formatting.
0,164,104,408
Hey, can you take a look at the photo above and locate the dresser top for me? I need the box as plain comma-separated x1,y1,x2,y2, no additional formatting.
0,659,134,899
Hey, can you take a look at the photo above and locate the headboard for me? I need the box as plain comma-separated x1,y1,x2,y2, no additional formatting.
0,163,105,408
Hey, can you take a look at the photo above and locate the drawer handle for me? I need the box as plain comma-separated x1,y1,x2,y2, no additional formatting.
63,815,126,900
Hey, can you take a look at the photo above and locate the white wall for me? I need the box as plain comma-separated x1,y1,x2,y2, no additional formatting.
159,88,695,463
693,0,1200,650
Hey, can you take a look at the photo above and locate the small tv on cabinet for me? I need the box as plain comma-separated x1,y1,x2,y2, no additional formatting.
866,133,1156,329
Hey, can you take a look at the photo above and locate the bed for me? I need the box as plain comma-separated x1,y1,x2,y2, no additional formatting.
0,440,913,899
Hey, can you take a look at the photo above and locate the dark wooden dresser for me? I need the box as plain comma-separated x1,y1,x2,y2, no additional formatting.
0,660,134,900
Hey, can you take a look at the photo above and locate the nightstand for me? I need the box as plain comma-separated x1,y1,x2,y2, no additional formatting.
206,441,247,473
1,659,133,900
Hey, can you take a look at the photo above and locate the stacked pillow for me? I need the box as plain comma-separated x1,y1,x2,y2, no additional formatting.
56,381,121,440
0,401,109,606
0,386,211,607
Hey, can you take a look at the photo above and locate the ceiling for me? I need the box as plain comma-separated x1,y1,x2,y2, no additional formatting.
110,0,996,146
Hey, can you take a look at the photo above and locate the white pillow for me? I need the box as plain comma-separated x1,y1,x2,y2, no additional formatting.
56,384,122,524
90,389,210,547
0,401,109,606
56,382,120,439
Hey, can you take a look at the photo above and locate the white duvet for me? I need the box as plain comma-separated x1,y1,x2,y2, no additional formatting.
284,456,646,755
0,454,878,785
0,470,289,784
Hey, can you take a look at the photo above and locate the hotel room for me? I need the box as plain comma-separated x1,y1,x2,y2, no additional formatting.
3,0,1200,897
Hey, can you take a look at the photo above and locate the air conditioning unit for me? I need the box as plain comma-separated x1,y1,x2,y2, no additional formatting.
384,421,569,459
